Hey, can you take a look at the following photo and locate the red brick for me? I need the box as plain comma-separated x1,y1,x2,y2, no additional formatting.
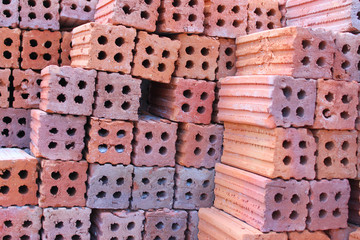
60,31,72,66
149,77,215,124
132,31,180,83
42,207,91,240
186,211,199,240
95,0,161,32
144,209,187,240
0,69,11,108
247,0,282,34
0,148,38,206
59,0,97,27
176,122,223,168
21,30,61,70
12,69,41,109
132,166,175,210
39,160,87,208
87,117,133,165
93,72,141,121
0,108,31,148
216,38,236,80
313,79,358,130
132,115,177,167
0,0,19,27
30,109,86,161
0,28,20,69
288,230,330,239
71,22,136,74
157,0,204,34
349,180,360,225
307,179,350,231
19,0,59,30
91,210,144,239
40,65,96,116
0,206,42,240
175,34,219,81
204,0,247,38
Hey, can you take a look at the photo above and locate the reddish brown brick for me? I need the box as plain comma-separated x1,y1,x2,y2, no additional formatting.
0,28,20,68
93,72,141,121
0,148,38,206
328,226,358,240
60,31,72,66
21,30,61,70
59,0,97,27
186,211,199,240
247,0,282,34
132,115,177,167
30,109,86,161
12,69,41,109
0,0,19,27
349,180,360,225
216,38,236,80
0,69,11,108
288,230,330,240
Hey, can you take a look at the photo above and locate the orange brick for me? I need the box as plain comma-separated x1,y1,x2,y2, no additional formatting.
288,230,330,240
247,0,282,34
0,69,11,108
60,31,72,66
0,28,20,69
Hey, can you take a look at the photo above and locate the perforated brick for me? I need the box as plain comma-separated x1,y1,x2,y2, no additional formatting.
39,160,87,208
91,210,144,240
176,123,223,168
60,0,97,27
175,34,219,81
0,27,20,68
247,0,282,34
12,69,41,109
132,31,180,83
60,31,72,66
0,69,11,108
0,148,38,206
42,207,91,240
144,209,187,240
186,211,199,240
307,179,350,231
132,115,177,167
71,22,136,74
204,0,247,38
149,77,215,124
21,30,61,70
0,0,19,27
87,117,133,165
216,38,236,80
0,108,31,148
0,206,42,240
19,0,59,30
30,109,86,160
87,163,133,209
313,79,358,130
93,72,141,121
95,0,161,32
157,0,204,33
132,166,175,210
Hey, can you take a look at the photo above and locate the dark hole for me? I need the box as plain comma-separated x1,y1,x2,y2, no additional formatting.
29,52,38,60
50,186,58,195
48,141,57,149
57,94,66,102
121,101,130,110
68,172,78,180
141,11,149,19
114,53,123,62
51,171,61,179
105,84,114,93
44,41,52,48
18,170,28,179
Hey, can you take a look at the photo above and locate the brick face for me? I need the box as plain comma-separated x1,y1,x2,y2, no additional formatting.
216,38,236,80
247,0,282,34
60,31,72,66
59,0,97,27
0,69,11,108
0,27,20,69
0,0,19,27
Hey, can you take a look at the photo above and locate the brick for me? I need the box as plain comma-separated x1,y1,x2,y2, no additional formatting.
149,77,215,124
186,211,199,240
132,166,175,210
0,27,20,68
349,180,360,225
247,0,282,34
30,109,86,160
236,27,335,78
328,225,358,240
42,207,91,240
214,163,309,232
71,23,136,74
39,160,87,208
176,123,224,168
0,0,19,27
59,0,97,27
0,108,31,148
175,34,219,81
12,69,41,109
0,206,42,240
95,0,161,32
132,31,180,83
144,209,187,240
93,72,141,121
307,179,350,231
157,0,204,34
288,230,330,239
222,123,316,180
0,148,37,206
204,0,247,38
91,210,144,239
212,81,221,123
216,38,236,80
87,163,133,209
279,0,287,27
286,0,360,32
350,225,360,240
21,30,61,70
313,130,357,179
0,69,11,108
313,79,358,130
19,0,59,30
60,31,72,66
174,165,215,210
218,76,316,128
132,115,177,167
40,65,96,115
87,118,133,165
198,207,288,240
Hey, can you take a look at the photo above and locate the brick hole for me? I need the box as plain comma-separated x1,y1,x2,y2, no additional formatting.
299,141,306,149
342,141,349,150
267,22,274,29
282,140,291,149
98,51,107,60
318,41,326,50
171,223,180,231
274,193,283,203
342,95,351,103
291,194,300,204
142,59,150,68
201,48,209,56
48,141,57,149
172,0,180,7
181,103,190,112
296,107,304,117
316,57,325,67
104,100,112,108
122,5,132,14
289,211,299,220
115,144,125,153
20,236,29,240
156,222,164,229
202,62,209,70
65,142,75,150
185,46,194,55
111,238,118,240
301,56,310,66
335,192,342,201
43,53,52,61
300,156,308,165
18,170,28,179
297,89,306,99
1,129,9,137
161,50,170,59
146,46,154,55
44,13,53,20
55,235,63,240
55,221,64,228
0,185,9,194
282,86,292,98
267,9,276,16
158,178,166,185
145,131,153,139
114,53,123,63
96,191,106,198
98,144,108,153
69,172,78,180
158,63,166,72
209,135,217,143
200,92,209,101
117,177,124,185
21,93,29,99
188,14,197,22
83,6,91,12
44,41,52,48
70,3,77,9
98,128,109,137
50,186,58,195
203,180,209,188
185,60,194,69
4,38,12,46
28,12,36,19
341,158,349,166
17,131,25,139
319,192,327,202
145,145,152,154
281,107,290,117
49,128,58,134
319,209,327,218
195,133,203,142
197,106,205,113
283,156,291,165
127,221,135,230
4,220,12,227
3,9,11,18
142,178,150,185
341,44,351,54
207,148,215,156
173,13,181,21
272,210,281,220
59,78,68,87
186,178,193,186
217,5,225,13
3,51,11,59
194,147,201,155
232,5,240,13
216,19,225,26
255,21,262,29
111,223,119,231
189,0,197,6
105,84,114,93
161,132,169,141
74,96,83,104
341,60,350,69
333,208,341,217
254,8,262,16
2,116,11,124
2,0,10,4
117,130,125,138
51,171,61,179
156,191,166,199
340,111,350,119
183,89,192,98
200,193,207,200
323,157,332,166
113,191,121,198
99,176,108,185
185,191,192,199
141,192,149,199
43,0,51,8
302,40,311,49
29,52,38,60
